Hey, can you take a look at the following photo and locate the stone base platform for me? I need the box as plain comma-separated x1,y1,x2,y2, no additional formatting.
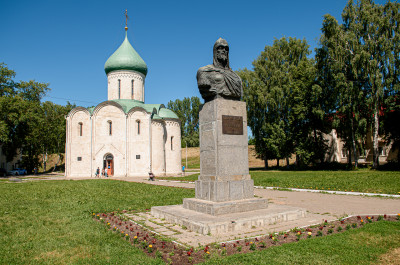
151,203,307,235
183,197,268,216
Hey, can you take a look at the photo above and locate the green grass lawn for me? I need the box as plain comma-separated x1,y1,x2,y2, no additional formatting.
159,169,400,194
250,170,400,194
0,180,193,264
182,157,200,169
1,179,399,264
205,221,400,264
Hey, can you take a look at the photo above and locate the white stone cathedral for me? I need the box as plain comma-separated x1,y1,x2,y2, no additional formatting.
65,26,181,178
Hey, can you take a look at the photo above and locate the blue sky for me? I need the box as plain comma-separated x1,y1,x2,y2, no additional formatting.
0,0,388,108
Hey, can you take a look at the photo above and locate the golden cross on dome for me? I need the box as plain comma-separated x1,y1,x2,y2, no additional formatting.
124,9,129,30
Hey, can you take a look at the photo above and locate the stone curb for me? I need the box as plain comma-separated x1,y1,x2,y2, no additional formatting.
157,179,400,198
220,214,400,245
254,186,400,198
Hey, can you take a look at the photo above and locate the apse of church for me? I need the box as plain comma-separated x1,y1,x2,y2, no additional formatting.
65,16,181,177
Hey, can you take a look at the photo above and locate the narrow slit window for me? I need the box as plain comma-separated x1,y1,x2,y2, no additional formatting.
118,79,121,99
108,121,112,136
131,79,134,99
136,120,140,135
171,136,174,150
78,122,83,136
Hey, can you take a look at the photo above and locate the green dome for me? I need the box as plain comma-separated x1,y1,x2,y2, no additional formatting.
104,31,148,76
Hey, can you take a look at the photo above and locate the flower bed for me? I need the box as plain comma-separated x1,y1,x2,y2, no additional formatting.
93,212,400,264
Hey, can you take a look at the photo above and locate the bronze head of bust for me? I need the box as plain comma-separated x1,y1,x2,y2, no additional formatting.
197,38,242,102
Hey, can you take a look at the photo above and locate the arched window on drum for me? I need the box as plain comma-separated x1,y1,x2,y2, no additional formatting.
78,122,83,136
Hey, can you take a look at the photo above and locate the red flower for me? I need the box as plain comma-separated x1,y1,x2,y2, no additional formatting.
233,244,237,247
384,214,387,218
340,220,345,224
357,216,361,220
246,242,249,246
284,234,288,238
187,251,191,256
130,228,133,232
319,226,324,230
236,241,239,244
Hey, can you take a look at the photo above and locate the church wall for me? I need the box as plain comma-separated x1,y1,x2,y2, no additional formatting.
128,110,151,176
164,120,182,175
92,105,127,177
67,110,91,177
151,120,166,175
107,70,145,101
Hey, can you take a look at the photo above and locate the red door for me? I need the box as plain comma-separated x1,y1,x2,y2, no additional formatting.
107,159,114,176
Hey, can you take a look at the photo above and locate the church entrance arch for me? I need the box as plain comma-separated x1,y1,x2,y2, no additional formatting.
103,153,114,176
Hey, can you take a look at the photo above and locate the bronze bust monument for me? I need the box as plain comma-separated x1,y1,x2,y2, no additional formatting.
197,38,242,102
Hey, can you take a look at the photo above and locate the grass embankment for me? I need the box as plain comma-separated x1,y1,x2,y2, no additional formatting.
159,169,400,195
0,180,399,264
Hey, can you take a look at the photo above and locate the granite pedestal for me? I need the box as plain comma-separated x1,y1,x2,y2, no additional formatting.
151,98,306,235
184,98,268,215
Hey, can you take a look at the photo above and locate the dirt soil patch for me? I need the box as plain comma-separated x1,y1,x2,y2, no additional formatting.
94,212,399,265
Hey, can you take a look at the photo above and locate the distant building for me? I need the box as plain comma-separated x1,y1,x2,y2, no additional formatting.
65,26,181,178
324,129,398,164
0,144,22,171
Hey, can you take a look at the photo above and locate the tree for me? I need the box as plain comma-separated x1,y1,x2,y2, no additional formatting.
317,0,400,168
0,62,73,172
316,14,368,168
167,96,201,147
238,37,324,168
0,63,17,97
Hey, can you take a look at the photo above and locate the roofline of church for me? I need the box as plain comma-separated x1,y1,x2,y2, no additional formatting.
66,100,180,121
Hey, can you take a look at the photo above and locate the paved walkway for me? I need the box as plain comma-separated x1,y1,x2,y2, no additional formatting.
18,174,400,217
108,176,400,218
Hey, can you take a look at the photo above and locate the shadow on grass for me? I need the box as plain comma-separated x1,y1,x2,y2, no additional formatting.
250,162,372,172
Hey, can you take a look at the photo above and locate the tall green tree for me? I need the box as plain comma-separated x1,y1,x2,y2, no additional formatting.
317,0,400,168
238,37,325,168
0,63,17,97
167,96,201,147
316,14,368,168
0,62,73,172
